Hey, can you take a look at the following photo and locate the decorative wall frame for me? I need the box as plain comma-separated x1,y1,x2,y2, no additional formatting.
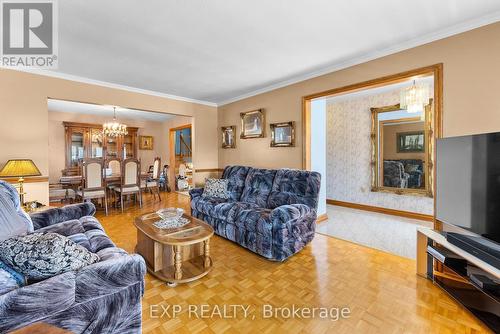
240,109,265,139
270,121,295,147
221,126,236,148
139,135,154,150
370,99,434,197
397,131,425,153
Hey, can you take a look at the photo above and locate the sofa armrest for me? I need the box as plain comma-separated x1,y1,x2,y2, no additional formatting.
189,188,204,200
270,204,314,224
0,272,76,332
30,202,96,230
270,204,317,261
75,253,146,303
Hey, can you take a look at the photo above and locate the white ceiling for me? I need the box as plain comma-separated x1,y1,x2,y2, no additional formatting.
42,1,500,105
48,99,175,122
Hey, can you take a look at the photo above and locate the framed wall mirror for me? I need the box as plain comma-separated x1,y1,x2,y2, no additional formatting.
370,98,434,197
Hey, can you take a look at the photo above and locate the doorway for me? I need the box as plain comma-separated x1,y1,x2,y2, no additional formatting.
169,124,193,193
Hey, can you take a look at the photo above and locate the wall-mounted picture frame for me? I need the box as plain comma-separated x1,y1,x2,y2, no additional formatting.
270,121,295,147
396,131,424,153
240,109,265,139
221,126,236,148
139,135,154,150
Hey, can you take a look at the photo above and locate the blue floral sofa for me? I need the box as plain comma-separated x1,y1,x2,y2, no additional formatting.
190,166,321,261
0,202,146,333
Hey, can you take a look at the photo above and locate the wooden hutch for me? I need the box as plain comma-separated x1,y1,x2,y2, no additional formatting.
63,121,138,174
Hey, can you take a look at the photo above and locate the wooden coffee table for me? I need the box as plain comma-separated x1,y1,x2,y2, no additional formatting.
134,212,214,286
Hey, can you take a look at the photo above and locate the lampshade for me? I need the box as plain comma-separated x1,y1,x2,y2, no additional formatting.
0,159,41,178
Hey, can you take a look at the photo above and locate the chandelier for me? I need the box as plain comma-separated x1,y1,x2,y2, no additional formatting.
400,80,430,114
103,107,127,137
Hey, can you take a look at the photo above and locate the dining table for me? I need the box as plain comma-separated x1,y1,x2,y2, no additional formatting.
59,172,151,190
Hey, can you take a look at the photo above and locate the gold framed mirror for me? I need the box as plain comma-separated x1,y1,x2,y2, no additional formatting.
370,99,434,197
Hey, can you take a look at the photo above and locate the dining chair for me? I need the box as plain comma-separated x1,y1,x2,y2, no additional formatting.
141,157,161,201
105,158,122,205
76,158,108,215
158,164,171,192
114,158,142,213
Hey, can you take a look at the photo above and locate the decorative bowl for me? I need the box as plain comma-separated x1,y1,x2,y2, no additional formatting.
156,208,184,221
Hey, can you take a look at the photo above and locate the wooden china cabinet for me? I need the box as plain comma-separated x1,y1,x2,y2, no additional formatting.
63,122,138,173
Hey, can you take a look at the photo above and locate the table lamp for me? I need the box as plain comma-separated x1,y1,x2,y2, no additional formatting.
0,159,41,205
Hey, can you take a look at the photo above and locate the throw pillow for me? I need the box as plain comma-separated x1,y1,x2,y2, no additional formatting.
0,181,34,242
0,260,26,295
202,178,229,199
0,232,100,281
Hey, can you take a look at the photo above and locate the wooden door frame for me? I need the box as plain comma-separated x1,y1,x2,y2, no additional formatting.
302,63,443,170
169,124,192,191
302,64,443,227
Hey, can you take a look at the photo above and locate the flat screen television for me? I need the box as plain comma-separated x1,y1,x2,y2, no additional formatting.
436,132,500,246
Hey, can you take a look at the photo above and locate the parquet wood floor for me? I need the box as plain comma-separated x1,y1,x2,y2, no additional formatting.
95,193,491,334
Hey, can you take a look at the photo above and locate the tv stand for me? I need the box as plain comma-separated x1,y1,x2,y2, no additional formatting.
417,227,500,333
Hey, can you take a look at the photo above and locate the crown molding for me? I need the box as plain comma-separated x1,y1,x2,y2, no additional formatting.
217,11,500,106
1,67,218,107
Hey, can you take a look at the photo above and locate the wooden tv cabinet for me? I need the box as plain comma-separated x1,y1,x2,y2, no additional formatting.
417,227,500,333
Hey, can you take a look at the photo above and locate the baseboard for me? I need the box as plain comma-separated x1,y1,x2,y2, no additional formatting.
316,213,328,223
326,199,434,222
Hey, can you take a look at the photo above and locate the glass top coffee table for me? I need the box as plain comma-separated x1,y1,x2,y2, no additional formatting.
134,212,214,286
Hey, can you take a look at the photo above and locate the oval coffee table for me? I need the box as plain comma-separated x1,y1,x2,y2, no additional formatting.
134,212,214,286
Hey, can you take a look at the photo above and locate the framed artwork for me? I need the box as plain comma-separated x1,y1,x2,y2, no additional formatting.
221,126,236,148
139,135,154,150
240,109,265,139
397,131,424,153
270,121,295,147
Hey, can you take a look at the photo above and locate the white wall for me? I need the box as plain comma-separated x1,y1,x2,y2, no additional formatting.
311,99,327,216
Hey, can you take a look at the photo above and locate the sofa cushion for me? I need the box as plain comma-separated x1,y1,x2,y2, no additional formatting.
191,196,228,217
0,232,100,281
240,168,277,207
202,178,229,199
0,181,34,242
222,166,252,201
235,207,273,235
30,202,96,230
79,216,116,253
267,169,321,209
212,201,259,222
36,219,92,251
0,260,26,295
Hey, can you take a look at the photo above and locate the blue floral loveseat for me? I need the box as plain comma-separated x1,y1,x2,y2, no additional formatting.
189,166,321,261
0,198,146,333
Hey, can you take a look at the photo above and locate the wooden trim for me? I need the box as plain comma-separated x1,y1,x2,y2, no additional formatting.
302,63,443,170
302,98,311,170
316,213,328,223
326,199,433,222
303,64,443,101
169,124,193,191
0,176,49,184
194,168,223,173
169,124,192,132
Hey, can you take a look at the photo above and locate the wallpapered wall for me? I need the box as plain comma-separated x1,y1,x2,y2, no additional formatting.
326,89,434,215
